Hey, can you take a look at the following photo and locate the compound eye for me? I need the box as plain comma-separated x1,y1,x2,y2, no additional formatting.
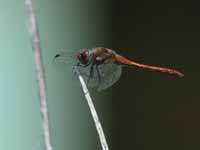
78,50,89,64
81,53,86,59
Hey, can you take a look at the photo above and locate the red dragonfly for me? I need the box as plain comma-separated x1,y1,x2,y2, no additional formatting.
54,47,184,91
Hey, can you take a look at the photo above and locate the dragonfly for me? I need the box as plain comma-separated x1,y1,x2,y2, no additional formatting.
54,47,184,91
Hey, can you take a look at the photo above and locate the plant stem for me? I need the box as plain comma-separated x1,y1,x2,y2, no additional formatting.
74,66,109,150
25,0,53,150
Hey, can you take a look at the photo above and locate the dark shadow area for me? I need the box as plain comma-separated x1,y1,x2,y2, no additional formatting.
108,0,200,149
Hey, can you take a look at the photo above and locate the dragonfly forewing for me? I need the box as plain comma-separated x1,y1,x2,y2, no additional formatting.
78,63,122,91
53,51,77,65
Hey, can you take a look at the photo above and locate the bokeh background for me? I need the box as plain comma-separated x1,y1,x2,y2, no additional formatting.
111,1,200,150
0,0,199,150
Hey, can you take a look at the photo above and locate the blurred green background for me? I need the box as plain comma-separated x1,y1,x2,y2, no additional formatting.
0,0,200,150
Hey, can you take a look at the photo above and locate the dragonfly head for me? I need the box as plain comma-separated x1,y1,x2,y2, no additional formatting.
76,49,90,65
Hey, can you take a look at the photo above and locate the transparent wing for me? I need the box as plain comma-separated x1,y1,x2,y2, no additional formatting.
53,50,77,65
78,63,122,91
97,63,122,91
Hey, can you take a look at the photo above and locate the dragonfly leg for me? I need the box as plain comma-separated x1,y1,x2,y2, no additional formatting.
87,63,94,86
73,62,89,77
72,62,81,80
95,64,101,87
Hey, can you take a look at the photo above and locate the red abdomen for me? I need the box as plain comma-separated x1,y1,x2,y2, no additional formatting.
115,54,184,77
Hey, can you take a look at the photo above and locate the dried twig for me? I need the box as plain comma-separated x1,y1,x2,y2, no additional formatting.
74,66,109,150
25,0,53,150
